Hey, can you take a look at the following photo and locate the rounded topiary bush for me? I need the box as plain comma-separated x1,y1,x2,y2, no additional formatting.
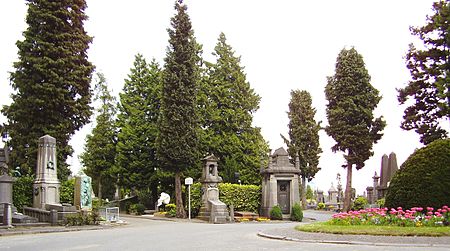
385,138,450,210
270,205,283,220
291,203,303,222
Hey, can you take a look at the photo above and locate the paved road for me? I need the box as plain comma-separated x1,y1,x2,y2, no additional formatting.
0,213,448,251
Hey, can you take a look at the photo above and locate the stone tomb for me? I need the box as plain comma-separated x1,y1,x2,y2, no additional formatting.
197,155,228,224
260,147,300,219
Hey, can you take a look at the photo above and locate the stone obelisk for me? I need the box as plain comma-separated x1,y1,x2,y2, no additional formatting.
33,135,60,209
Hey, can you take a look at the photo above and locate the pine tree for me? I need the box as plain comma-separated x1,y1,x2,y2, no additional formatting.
398,1,450,145
281,90,321,209
157,0,201,218
2,0,94,180
325,48,385,212
80,73,117,202
115,55,161,199
201,33,267,185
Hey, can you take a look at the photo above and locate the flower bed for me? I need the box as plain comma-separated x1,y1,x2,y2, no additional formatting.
330,206,449,227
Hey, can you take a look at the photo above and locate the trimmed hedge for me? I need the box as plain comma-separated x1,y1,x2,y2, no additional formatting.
385,139,450,210
187,183,261,217
60,178,75,205
12,175,34,212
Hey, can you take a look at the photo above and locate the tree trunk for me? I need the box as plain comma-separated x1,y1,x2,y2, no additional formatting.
175,171,186,218
301,176,307,209
343,163,352,212
98,174,103,206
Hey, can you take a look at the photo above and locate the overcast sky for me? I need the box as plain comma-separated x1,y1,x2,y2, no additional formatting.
0,0,439,194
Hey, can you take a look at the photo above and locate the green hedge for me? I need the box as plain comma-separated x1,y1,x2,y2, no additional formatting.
385,139,450,209
12,175,34,212
187,183,261,217
60,178,75,205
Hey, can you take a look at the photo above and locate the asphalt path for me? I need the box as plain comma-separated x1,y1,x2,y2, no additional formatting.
0,212,449,251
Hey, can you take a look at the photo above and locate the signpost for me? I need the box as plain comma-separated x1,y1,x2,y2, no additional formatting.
184,177,193,220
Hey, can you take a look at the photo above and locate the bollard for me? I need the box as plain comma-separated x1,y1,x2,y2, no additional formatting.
229,204,234,223
3,203,12,227
50,209,58,226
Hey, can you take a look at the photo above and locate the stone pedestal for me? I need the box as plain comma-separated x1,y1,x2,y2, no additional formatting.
197,155,228,224
0,174,16,215
260,147,301,218
74,175,93,210
33,135,60,209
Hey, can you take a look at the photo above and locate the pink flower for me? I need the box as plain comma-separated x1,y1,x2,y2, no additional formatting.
417,207,423,212
427,207,434,211
442,209,447,213
442,205,448,210
427,212,433,216
425,216,432,220
397,207,402,210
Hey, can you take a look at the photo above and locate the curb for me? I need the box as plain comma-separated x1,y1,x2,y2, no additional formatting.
256,231,450,248
0,225,108,237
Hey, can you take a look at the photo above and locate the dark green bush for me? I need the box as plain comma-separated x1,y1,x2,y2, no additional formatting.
12,175,34,212
385,139,450,210
60,178,75,205
65,211,100,226
291,203,303,221
129,203,146,215
351,196,368,211
270,205,283,220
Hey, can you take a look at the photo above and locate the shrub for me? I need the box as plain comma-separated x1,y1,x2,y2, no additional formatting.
352,196,368,211
12,175,34,212
165,203,177,217
60,178,75,205
188,183,261,217
129,203,146,215
291,203,303,221
376,198,385,208
65,211,101,226
385,139,450,210
270,205,283,220
316,202,325,210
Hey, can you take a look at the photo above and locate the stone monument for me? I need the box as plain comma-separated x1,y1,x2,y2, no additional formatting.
365,152,399,202
74,174,93,210
33,135,61,209
197,155,228,224
260,147,301,218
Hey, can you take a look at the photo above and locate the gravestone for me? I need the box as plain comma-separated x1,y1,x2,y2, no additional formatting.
74,174,93,210
197,155,228,224
260,147,301,218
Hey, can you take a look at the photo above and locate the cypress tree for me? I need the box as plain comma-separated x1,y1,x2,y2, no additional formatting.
325,48,385,212
281,90,321,209
80,73,117,201
202,33,267,185
2,0,94,180
115,55,161,198
157,0,201,218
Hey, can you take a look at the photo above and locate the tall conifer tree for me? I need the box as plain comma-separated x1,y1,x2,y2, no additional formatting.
80,73,117,201
281,90,321,209
115,55,161,197
325,48,385,212
202,33,267,185
2,0,94,180
157,0,201,218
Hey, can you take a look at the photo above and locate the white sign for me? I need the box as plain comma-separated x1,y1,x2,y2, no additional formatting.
184,177,193,185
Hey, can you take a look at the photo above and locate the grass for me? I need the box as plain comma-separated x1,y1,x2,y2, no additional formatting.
296,222,450,237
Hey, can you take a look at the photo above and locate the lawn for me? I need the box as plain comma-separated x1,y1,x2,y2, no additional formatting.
296,222,450,237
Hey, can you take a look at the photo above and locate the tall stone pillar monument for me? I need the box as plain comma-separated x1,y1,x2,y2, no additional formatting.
33,135,60,209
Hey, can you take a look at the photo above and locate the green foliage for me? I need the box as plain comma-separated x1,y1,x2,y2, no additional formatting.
291,203,303,222
116,55,161,193
325,48,386,211
352,196,369,211
200,33,268,185
398,1,450,144
376,198,385,208
306,185,314,200
60,178,75,205
80,73,117,201
165,203,177,217
129,203,146,215
2,0,94,180
270,205,283,220
65,211,101,226
385,139,450,210
188,183,261,217
317,202,326,210
157,0,201,218
12,175,34,212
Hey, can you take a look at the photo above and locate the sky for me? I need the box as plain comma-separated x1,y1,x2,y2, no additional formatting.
0,0,440,195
